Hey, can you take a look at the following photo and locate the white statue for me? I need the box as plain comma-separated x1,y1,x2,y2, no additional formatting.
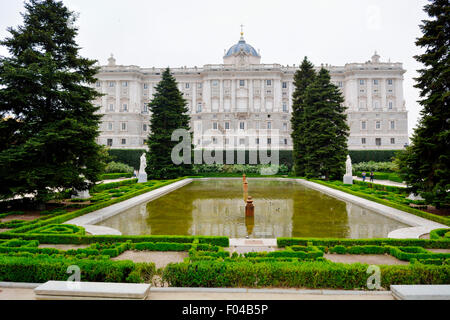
343,155,353,185
139,153,147,174
345,155,352,176
138,153,148,183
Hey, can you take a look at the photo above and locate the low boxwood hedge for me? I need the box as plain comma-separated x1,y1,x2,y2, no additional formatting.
430,229,450,240
162,260,450,289
277,238,450,249
0,255,144,283
99,173,133,180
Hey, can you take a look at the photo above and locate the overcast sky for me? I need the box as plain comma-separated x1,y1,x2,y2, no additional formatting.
0,0,431,137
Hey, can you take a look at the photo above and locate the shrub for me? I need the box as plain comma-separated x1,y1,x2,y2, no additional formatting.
100,173,133,180
104,161,134,174
430,229,450,240
162,260,450,289
107,149,146,170
353,161,398,173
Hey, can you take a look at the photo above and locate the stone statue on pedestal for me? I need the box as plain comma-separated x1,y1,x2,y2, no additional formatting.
343,155,353,185
138,153,148,183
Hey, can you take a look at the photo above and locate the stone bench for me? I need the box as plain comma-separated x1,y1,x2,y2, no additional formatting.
34,281,151,300
391,285,450,300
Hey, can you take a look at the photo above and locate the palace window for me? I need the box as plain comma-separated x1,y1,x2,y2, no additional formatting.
388,101,393,110
361,121,367,130
107,139,113,147
373,79,379,85
109,104,114,111
225,122,230,130
282,82,287,89
185,83,190,89
123,104,128,112
121,122,127,131
143,105,148,113
197,103,202,113
213,122,218,130
255,122,260,130
360,79,365,85
143,124,147,132
121,139,127,145
376,138,382,146
240,80,245,87
96,82,101,87
256,138,260,145
267,122,272,130
283,103,288,113
212,80,219,87
284,139,288,145
240,122,245,130
107,122,113,131
267,138,272,145
109,82,115,87
266,80,272,86
338,81,343,88
391,138,396,144
122,82,128,87
390,121,395,130
387,79,393,85
362,138,366,145
283,123,288,131
144,83,148,89
376,121,381,130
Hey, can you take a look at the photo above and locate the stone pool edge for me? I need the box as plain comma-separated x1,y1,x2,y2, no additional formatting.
295,179,446,239
65,179,194,235
66,177,446,239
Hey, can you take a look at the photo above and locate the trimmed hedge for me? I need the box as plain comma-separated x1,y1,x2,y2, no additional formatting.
133,242,193,252
311,180,450,226
353,180,407,194
99,173,133,180
162,260,450,289
277,238,450,249
430,229,450,240
0,233,229,247
349,150,400,164
108,149,146,170
0,255,141,283
27,224,85,236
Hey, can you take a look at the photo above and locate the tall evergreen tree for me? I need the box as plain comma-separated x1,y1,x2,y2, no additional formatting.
146,68,192,179
291,57,316,176
0,0,106,204
396,0,449,207
303,68,349,180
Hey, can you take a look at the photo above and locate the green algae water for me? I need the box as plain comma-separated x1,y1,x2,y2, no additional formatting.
97,179,408,238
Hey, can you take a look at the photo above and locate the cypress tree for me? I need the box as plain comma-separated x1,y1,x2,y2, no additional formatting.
146,68,192,179
291,57,316,176
0,0,106,204
303,68,349,180
396,0,449,207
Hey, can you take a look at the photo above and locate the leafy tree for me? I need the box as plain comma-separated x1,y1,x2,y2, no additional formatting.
396,0,450,207
146,68,192,179
0,0,107,204
302,68,349,180
291,57,316,176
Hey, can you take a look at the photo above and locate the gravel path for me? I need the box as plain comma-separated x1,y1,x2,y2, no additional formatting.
324,254,409,265
112,251,188,269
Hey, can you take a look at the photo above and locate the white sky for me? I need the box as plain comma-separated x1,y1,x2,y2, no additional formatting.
0,0,431,137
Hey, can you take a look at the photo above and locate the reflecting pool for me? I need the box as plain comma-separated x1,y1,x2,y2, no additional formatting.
97,179,408,238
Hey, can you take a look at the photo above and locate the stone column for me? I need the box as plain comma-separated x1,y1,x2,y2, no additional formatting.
381,78,387,111
231,79,236,112
192,83,197,114
249,79,253,112
367,78,372,111
261,79,265,112
219,79,224,113
115,80,120,112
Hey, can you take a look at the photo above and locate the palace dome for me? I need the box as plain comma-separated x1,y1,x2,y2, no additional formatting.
224,37,260,58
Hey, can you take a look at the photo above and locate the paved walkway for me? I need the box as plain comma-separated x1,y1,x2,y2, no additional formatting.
0,287,394,300
353,177,407,188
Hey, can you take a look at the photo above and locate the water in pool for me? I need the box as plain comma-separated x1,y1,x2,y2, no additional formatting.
97,179,408,238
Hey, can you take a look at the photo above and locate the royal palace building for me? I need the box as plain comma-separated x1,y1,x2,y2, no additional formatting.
92,31,409,151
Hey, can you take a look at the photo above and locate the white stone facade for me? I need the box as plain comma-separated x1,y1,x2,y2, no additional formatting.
92,35,408,151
